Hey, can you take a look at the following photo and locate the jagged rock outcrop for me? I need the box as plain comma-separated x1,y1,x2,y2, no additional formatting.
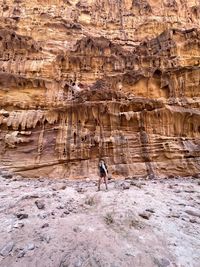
0,0,200,179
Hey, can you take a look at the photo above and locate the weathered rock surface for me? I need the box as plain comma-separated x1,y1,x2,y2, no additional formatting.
0,0,200,178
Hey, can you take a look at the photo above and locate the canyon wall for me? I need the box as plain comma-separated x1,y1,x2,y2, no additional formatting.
0,0,200,179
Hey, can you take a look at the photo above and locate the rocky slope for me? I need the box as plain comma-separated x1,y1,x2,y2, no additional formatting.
0,176,200,267
0,0,200,178
0,177,200,267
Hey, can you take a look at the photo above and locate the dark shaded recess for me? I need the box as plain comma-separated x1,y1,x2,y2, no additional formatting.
2,113,9,118
11,17,20,22
91,79,107,90
161,84,170,96
65,23,82,30
44,22,82,30
81,10,91,15
0,73,20,87
185,28,198,34
3,5,9,12
0,29,38,52
172,28,200,38
63,0,72,5
73,88,123,102
56,54,65,63
190,123,194,132
75,36,125,57
132,0,152,14
191,5,200,17
64,84,69,91
32,79,45,88
0,72,45,89
75,1,91,15
164,0,178,10
134,99,164,111
74,133,77,145
40,12,52,19
76,0,90,11
13,7,21,16
153,69,167,94
122,72,145,86
135,28,200,59
185,154,196,159
153,69,162,77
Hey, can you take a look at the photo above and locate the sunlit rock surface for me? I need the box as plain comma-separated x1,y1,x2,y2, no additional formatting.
0,0,200,178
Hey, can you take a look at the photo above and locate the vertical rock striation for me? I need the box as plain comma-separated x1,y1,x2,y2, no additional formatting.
0,0,200,178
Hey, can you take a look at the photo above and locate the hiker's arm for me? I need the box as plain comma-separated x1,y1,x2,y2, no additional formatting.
105,164,108,173
104,165,108,175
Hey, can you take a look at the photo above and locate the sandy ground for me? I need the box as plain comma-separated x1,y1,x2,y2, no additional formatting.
0,175,199,267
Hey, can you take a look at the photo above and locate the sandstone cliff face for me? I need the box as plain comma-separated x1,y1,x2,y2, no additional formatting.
0,0,200,179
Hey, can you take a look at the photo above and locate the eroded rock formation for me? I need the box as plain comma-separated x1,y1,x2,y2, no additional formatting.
0,0,200,178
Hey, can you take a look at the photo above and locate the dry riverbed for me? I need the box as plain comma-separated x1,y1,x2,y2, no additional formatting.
0,175,200,267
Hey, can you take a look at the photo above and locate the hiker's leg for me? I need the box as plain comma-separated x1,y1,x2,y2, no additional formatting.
104,175,108,190
98,176,102,191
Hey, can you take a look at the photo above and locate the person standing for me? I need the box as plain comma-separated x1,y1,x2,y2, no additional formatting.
98,159,108,191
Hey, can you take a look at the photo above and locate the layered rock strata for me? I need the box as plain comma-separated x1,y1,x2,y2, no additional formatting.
0,0,200,178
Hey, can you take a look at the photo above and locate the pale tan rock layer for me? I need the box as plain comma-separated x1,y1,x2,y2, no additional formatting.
0,0,200,178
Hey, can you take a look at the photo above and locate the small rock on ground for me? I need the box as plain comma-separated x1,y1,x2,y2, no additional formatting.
16,213,28,220
185,209,200,218
0,241,15,257
139,212,151,220
35,200,45,209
